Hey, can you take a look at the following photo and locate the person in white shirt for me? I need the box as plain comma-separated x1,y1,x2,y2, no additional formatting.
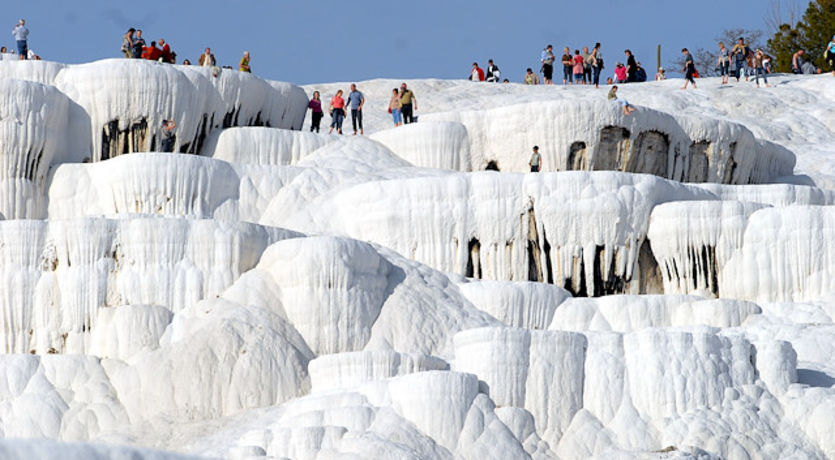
12,19,29,60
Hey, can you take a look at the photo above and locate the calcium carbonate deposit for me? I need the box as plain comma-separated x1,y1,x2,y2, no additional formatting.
0,58,834,460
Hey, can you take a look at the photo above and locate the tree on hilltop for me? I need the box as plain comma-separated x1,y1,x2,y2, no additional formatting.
768,0,835,72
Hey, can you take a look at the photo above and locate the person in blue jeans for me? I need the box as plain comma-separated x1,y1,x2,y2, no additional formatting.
346,83,365,135
753,49,771,88
12,19,28,60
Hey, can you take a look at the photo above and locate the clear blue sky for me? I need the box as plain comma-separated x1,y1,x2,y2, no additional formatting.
7,0,807,84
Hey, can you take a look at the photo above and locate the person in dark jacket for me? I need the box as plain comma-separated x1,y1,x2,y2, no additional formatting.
624,50,638,82
681,48,697,89
132,29,146,58
485,59,501,82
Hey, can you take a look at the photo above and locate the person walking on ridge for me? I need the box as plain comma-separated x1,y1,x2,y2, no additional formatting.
753,49,771,88
529,146,542,172
346,83,365,135
400,83,417,124
12,19,29,60
389,88,402,126
328,89,346,134
308,91,323,133
681,48,697,89
485,59,501,82
590,43,603,88
717,42,730,84
240,51,251,73
541,44,555,85
731,37,749,82
469,62,485,81
524,68,540,85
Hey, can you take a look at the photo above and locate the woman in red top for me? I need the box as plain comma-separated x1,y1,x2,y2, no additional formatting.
329,89,346,135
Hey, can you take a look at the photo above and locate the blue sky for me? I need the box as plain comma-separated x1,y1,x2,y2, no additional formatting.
7,0,807,84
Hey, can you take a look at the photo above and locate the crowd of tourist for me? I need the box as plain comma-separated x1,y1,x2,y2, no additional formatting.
4,19,835,145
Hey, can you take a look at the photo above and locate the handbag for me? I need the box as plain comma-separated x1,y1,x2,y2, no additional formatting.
388,107,392,114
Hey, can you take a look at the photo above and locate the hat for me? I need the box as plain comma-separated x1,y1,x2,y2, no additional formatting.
658,67,664,71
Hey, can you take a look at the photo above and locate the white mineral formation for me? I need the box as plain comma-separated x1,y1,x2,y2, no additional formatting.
0,60,832,460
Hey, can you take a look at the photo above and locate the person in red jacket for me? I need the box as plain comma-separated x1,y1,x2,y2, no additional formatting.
158,38,173,63
469,62,485,81
142,41,163,61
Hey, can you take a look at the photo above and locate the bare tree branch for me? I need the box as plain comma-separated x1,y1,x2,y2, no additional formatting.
764,0,803,34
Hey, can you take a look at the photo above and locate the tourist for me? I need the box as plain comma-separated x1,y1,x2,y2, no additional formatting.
240,51,251,73
541,44,555,85
159,39,173,63
717,42,730,84
12,19,29,60
606,77,614,85
132,30,146,58
529,146,542,172
753,49,771,88
346,83,365,135
731,37,749,82
681,48,697,89
608,85,636,115
160,119,177,152
485,59,501,82
199,48,216,66
182,59,191,65
142,41,162,61
561,47,573,85
400,83,417,124
791,49,805,74
624,50,638,82
614,63,627,83
590,43,603,88
524,67,540,85
469,62,485,81
328,89,345,134
572,50,585,85
308,91,323,133
655,67,666,81
389,88,402,126
635,62,647,82
503,79,509,83
121,28,135,58
827,36,835,77
582,46,592,84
